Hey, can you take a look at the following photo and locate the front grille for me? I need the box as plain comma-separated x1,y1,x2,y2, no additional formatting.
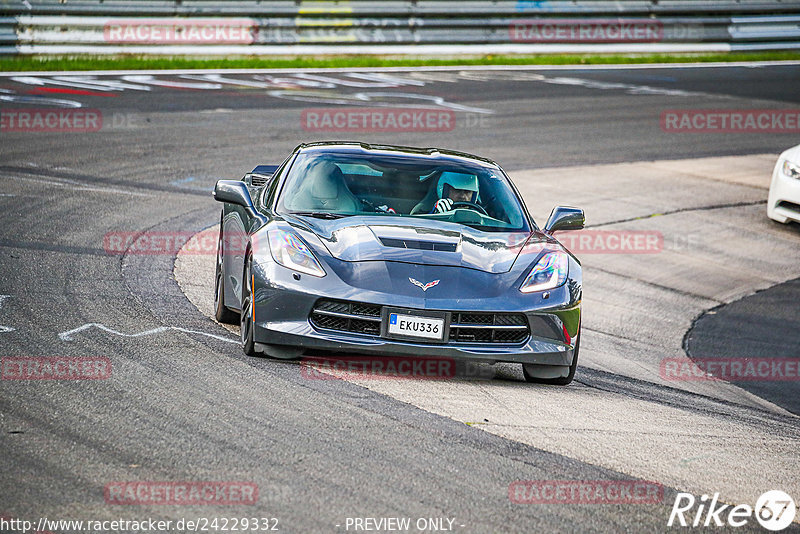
310,299,530,345
449,312,529,344
310,299,381,336
778,201,800,214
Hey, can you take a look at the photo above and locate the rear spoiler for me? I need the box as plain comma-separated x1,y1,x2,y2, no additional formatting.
243,164,279,187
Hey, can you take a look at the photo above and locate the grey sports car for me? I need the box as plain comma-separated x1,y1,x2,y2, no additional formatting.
213,142,584,384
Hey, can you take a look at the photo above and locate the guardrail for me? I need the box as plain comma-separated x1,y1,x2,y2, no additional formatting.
1,1,799,55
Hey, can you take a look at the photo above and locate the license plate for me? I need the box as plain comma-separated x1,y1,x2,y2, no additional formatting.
388,313,445,341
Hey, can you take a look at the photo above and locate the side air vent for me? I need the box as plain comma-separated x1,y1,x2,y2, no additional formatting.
379,237,458,252
248,173,272,187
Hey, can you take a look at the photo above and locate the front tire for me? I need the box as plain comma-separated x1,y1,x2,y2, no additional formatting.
214,218,238,324
240,254,257,357
523,333,580,386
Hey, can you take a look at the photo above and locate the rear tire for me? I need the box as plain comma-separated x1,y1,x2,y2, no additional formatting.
214,220,238,324
523,333,580,386
240,254,257,357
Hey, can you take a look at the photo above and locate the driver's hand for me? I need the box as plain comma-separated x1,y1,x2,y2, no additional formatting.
434,198,453,213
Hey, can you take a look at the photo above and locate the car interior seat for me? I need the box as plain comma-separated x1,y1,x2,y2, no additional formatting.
287,161,361,213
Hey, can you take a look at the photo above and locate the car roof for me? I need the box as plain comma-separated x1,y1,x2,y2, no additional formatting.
295,141,502,169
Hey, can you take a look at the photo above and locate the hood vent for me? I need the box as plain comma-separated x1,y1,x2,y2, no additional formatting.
379,237,457,252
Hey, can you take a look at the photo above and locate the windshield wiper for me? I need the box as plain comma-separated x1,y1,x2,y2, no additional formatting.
289,211,350,220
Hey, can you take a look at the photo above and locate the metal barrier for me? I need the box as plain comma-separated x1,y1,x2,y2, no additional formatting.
1,1,799,55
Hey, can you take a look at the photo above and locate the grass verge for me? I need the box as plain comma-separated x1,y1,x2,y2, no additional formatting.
1,51,800,72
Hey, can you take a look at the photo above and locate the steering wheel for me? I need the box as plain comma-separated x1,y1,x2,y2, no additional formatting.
450,201,488,216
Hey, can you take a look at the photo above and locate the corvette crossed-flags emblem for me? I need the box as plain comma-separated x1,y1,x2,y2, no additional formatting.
408,278,440,291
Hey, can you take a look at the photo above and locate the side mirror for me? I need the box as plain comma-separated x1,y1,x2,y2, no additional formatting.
544,206,585,234
214,180,254,209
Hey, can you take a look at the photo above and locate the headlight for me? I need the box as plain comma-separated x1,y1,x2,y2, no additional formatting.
520,251,568,293
267,229,326,277
782,160,800,180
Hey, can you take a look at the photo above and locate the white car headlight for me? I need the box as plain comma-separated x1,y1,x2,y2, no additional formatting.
520,251,568,293
782,160,800,180
268,229,326,277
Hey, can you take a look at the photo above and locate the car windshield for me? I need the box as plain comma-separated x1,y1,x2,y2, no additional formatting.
278,151,530,232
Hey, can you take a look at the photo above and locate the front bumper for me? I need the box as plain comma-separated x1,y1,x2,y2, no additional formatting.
250,258,581,367
768,159,800,224
254,317,575,366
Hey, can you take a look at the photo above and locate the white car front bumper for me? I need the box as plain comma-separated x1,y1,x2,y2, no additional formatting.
767,148,800,224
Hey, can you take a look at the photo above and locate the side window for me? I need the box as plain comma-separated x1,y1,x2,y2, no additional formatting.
262,176,280,209
259,154,293,211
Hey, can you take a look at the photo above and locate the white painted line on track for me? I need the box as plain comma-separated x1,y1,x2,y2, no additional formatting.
0,295,14,333
58,322,238,344
0,61,798,78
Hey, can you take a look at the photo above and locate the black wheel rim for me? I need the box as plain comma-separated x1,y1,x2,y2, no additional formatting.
217,233,223,269
241,262,252,346
241,303,250,346
214,272,222,314
215,231,224,315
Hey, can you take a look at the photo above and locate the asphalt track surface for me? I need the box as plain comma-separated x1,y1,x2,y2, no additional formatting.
687,277,800,416
0,63,799,533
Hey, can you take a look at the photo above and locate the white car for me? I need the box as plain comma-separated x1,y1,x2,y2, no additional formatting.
768,144,800,224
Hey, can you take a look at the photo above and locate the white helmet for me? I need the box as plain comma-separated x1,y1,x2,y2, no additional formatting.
437,171,479,201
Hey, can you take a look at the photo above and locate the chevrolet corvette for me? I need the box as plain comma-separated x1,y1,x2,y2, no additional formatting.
213,142,585,384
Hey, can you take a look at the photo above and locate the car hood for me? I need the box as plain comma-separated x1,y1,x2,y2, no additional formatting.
286,215,534,274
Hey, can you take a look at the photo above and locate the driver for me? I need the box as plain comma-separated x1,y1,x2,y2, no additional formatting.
431,172,479,214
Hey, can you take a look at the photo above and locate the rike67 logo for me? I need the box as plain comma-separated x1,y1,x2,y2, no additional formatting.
668,490,796,531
